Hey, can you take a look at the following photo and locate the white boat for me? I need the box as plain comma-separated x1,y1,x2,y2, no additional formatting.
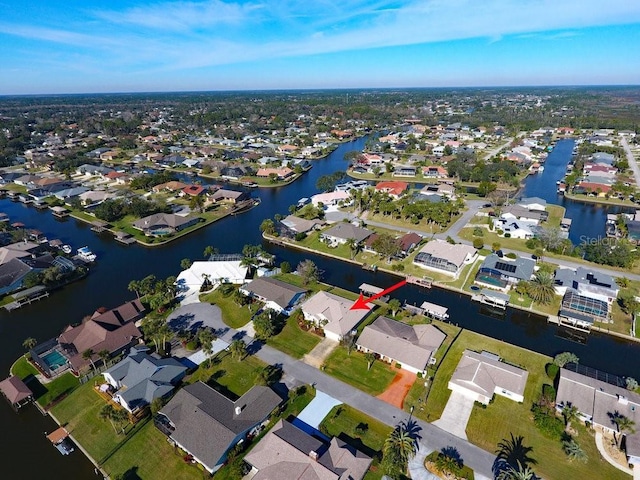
77,246,97,262
61,244,72,254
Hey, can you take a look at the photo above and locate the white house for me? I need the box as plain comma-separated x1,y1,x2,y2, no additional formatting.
300,291,369,342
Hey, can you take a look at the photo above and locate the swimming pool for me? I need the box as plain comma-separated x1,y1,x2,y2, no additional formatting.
42,350,67,370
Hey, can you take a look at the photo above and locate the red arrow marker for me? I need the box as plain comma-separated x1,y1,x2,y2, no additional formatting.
350,279,407,310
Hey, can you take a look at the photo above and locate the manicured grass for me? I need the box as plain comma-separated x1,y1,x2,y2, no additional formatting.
323,347,397,396
424,328,628,480
200,288,254,328
545,204,566,228
320,404,393,480
266,315,322,358
102,420,202,480
50,380,128,463
185,350,267,398
404,320,461,420
36,372,80,408
11,355,39,378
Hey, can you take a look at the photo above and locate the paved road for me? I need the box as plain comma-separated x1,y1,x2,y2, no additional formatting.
168,302,496,477
621,137,640,188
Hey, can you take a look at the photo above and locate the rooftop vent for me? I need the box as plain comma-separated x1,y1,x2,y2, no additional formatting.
309,451,318,462
235,406,243,415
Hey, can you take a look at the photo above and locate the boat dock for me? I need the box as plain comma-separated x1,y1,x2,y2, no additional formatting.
114,231,136,245
358,283,389,302
406,275,433,288
419,301,449,320
46,426,74,455
50,206,70,218
4,286,50,311
471,289,510,310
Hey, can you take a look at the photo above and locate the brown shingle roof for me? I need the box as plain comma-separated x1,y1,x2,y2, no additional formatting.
0,376,32,405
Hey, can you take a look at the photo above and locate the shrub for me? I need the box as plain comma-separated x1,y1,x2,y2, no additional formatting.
473,227,484,237
417,372,423,378
542,383,557,401
473,238,484,249
506,252,517,259
546,363,560,380
294,232,307,241
532,404,564,439
185,340,198,351
391,263,405,271
395,363,402,369
496,229,504,235
504,233,511,238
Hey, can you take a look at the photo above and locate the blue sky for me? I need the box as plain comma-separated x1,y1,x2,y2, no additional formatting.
1,0,640,94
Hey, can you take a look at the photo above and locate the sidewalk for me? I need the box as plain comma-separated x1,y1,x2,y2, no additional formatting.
594,430,633,476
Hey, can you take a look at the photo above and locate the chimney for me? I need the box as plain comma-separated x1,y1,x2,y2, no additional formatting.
309,451,318,462
234,405,243,415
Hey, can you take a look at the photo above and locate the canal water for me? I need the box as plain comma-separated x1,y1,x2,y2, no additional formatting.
521,138,634,245
2,136,640,479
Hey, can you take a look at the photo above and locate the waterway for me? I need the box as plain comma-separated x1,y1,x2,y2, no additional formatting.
522,138,634,245
2,136,640,479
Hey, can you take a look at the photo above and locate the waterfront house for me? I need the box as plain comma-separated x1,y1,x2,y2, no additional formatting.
102,345,187,414
239,277,306,316
413,240,477,277
475,253,535,291
556,365,640,467
210,189,249,204
310,190,350,207
554,267,619,305
53,299,145,374
280,215,324,235
319,223,372,247
448,350,528,405
517,197,547,212
157,381,282,474
132,213,200,236
244,418,372,480
175,260,249,294
356,316,445,375
374,181,409,198
300,291,369,342
152,181,188,193
422,165,449,178
398,232,423,257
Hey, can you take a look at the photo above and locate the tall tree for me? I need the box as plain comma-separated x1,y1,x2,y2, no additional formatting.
296,260,321,285
526,271,555,305
99,404,119,434
229,339,247,361
82,348,96,370
22,337,37,352
611,413,636,448
382,419,422,476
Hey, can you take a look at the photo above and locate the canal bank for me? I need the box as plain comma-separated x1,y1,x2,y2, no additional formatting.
3,134,640,480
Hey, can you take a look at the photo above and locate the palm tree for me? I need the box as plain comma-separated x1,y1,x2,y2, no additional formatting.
22,337,37,352
127,279,141,299
229,339,247,361
82,348,96,370
345,237,359,260
527,271,556,305
203,245,218,259
112,408,130,435
562,403,580,431
99,404,119,433
382,419,422,476
98,349,111,368
493,434,537,479
365,352,376,371
199,328,217,366
388,298,401,317
435,450,462,477
611,412,636,448
562,439,587,463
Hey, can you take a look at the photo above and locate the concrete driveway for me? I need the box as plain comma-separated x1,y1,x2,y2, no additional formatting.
302,337,339,368
297,390,342,429
432,390,475,440
166,303,248,345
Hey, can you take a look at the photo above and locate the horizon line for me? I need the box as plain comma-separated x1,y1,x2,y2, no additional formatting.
2,83,640,98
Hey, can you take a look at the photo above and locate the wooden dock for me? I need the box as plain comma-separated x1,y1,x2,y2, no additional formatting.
406,275,433,288
4,286,50,311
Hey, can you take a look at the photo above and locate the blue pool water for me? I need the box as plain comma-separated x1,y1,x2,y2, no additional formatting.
42,350,67,370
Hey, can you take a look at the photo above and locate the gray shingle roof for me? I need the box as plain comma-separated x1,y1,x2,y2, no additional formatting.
242,277,306,310
160,382,282,472
321,223,372,243
480,254,535,281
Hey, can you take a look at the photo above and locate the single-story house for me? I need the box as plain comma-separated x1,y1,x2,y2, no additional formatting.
244,418,372,480
413,240,477,277
319,223,372,246
554,267,619,304
518,197,547,212
157,381,282,474
280,215,325,234
448,349,528,405
475,254,535,291
356,316,445,374
239,277,307,316
310,190,351,207
300,291,369,342
175,260,249,293
556,365,640,466
132,213,200,236
374,181,409,198
102,345,187,413
210,189,250,204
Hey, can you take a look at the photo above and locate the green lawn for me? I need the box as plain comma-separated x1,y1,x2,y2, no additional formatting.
320,404,393,480
266,315,323,358
404,320,461,420
11,355,81,408
102,420,202,480
423,328,629,480
200,288,254,328
50,380,133,464
185,350,267,398
323,347,397,396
